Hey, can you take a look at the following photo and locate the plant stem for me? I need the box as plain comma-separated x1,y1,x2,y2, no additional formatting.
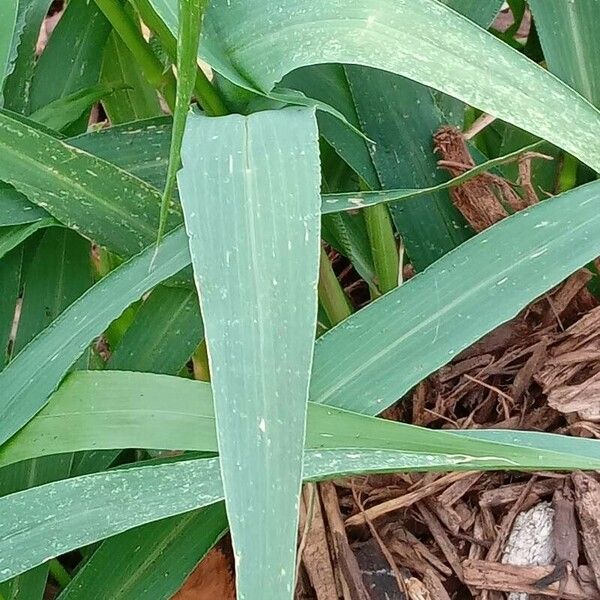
192,339,211,381
93,0,177,110
557,152,578,194
318,243,352,325
132,0,228,116
364,203,399,294
49,559,71,588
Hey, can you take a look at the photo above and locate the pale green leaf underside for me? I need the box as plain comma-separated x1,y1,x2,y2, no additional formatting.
150,0,600,172
3,435,598,584
178,107,321,600
2,370,599,473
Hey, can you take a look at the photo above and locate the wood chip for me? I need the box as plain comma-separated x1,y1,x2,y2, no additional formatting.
547,380,600,422
463,560,599,599
173,545,235,600
423,569,451,600
553,486,579,569
433,126,509,232
417,502,464,582
345,472,468,527
438,472,482,507
572,471,600,591
298,485,339,600
480,479,561,508
320,482,370,600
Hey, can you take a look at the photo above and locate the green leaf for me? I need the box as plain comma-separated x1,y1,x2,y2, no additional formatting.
29,83,126,133
3,369,600,472
0,110,177,257
530,0,600,106
3,436,600,584
101,32,162,124
311,180,600,415
0,0,19,95
1,228,92,598
151,0,600,173
0,219,55,262
58,504,228,600
2,0,52,114
107,285,202,374
345,66,471,270
69,116,172,192
0,247,21,367
0,184,48,226
13,228,93,355
0,226,191,447
178,106,321,599
156,0,204,248
320,139,545,213
29,0,113,133
441,0,503,28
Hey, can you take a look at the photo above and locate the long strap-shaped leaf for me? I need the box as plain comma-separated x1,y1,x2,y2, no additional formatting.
0,110,173,256
5,438,598,584
178,107,321,600
156,0,204,248
2,370,599,472
311,179,600,415
0,226,190,447
150,0,600,173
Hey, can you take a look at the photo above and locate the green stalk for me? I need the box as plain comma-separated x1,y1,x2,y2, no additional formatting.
318,243,352,325
155,0,206,252
132,0,228,116
192,339,211,381
49,558,71,588
364,203,399,294
557,152,578,194
94,0,177,110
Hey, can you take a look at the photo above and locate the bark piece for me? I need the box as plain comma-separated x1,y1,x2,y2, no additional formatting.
547,381,600,422
552,486,579,569
433,126,510,232
355,538,407,600
345,472,468,527
480,480,561,508
174,545,235,600
572,472,600,591
501,502,555,600
463,560,599,599
423,569,451,600
320,482,370,600
438,472,482,507
417,502,464,582
299,485,339,600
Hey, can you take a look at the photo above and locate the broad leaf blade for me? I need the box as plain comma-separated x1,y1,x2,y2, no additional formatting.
0,0,19,98
3,440,600,584
178,107,321,599
101,33,162,124
0,110,177,257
